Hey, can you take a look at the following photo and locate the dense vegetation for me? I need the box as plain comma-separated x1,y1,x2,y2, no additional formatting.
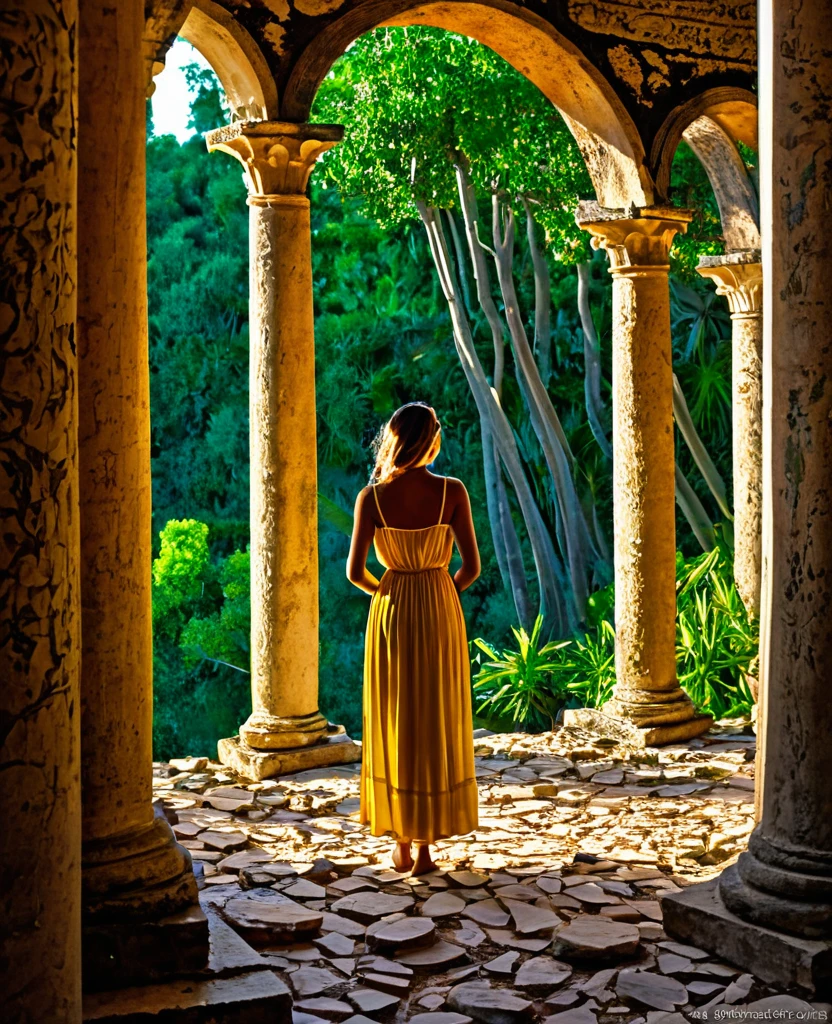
148,31,756,759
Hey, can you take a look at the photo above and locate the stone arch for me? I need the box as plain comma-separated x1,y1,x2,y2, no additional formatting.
280,0,654,208
682,116,759,251
177,0,279,121
651,87,758,203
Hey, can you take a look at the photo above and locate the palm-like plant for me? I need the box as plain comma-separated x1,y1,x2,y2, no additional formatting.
472,617,571,730
676,549,758,718
562,620,617,709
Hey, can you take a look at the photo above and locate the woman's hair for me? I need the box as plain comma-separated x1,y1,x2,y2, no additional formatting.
370,402,441,484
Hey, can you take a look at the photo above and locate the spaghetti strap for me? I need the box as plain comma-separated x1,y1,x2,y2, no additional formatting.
438,477,447,525
373,485,388,528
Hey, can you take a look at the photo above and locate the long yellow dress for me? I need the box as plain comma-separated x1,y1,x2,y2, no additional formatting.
360,479,478,843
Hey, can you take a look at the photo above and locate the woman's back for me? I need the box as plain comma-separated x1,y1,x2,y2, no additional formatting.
370,471,454,530
372,477,452,573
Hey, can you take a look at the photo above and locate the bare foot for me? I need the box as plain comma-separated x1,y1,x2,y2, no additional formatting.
392,841,413,872
411,844,437,876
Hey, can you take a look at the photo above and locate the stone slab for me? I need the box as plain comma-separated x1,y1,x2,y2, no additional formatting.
562,708,713,747
217,733,361,782
83,969,291,1022
82,903,210,991
661,873,832,996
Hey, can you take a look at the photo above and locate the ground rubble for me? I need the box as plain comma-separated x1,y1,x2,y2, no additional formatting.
152,721,827,1022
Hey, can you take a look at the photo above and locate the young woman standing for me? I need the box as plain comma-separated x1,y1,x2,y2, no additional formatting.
347,402,481,875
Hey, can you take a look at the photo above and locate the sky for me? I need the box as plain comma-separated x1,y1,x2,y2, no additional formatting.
151,38,215,143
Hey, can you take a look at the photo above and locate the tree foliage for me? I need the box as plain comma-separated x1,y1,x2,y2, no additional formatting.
312,28,593,262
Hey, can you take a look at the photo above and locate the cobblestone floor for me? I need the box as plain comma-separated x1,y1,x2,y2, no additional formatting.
152,722,827,1022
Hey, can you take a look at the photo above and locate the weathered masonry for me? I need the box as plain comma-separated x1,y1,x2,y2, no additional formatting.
1,0,830,1020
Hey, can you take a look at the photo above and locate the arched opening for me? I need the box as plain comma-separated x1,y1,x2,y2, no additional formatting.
652,88,758,202
282,0,655,207
177,0,279,120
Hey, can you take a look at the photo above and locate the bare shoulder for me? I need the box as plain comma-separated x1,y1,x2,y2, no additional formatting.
442,477,469,504
354,484,376,513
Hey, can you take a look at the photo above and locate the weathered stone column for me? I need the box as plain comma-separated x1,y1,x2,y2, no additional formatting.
698,253,763,618
565,204,712,746
0,5,82,1020
206,122,361,780
77,0,197,935
662,0,832,993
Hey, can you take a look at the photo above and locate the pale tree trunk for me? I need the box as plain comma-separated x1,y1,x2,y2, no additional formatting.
491,196,594,620
523,199,552,384
444,209,475,320
417,201,566,635
453,162,531,625
676,463,717,552
480,418,510,588
672,373,732,521
494,436,534,627
577,261,612,459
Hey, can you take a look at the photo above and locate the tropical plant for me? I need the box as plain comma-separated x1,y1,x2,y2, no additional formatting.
473,541,757,731
560,620,617,710
472,618,572,730
675,542,758,718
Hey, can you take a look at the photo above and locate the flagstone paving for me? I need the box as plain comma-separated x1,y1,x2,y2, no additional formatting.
153,721,827,1021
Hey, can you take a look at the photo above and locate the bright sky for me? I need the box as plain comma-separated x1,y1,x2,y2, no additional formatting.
151,38,216,143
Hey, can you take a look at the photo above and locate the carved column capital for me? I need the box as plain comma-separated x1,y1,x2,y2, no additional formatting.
697,252,763,317
576,201,693,273
205,120,343,199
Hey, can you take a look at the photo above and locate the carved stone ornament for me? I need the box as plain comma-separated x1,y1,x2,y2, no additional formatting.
697,252,762,316
575,201,693,271
205,120,343,198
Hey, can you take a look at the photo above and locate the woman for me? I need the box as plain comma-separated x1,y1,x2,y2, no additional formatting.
347,402,481,875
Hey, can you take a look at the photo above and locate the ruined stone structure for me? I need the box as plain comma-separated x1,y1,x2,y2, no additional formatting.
1,0,830,1018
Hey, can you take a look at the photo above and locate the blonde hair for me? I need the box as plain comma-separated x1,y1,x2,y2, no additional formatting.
370,402,441,484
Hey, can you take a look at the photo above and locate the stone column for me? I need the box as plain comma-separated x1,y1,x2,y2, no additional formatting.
698,253,763,618
662,0,832,994
206,122,361,780
0,5,82,1020
565,203,712,746
77,0,197,932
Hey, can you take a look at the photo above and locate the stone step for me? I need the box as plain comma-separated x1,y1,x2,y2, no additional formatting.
83,969,291,1022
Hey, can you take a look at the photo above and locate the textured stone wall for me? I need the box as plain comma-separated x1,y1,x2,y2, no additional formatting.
0,3,82,1020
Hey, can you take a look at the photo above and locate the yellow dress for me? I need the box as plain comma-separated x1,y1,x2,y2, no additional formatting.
360,480,478,843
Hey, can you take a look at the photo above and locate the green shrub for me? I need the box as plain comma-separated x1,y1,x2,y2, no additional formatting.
675,543,758,719
472,618,572,731
152,519,250,759
471,541,758,731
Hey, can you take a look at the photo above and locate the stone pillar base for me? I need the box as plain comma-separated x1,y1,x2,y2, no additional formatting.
239,708,329,750
218,724,362,781
82,815,199,922
562,706,713,747
83,904,209,991
661,871,832,995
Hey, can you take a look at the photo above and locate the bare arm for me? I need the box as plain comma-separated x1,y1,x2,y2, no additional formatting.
449,480,481,592
346,487,381,595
